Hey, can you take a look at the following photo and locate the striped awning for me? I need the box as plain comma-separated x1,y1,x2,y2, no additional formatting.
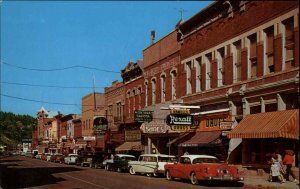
228,109,299,139
178,131,222,147
115,141,144,152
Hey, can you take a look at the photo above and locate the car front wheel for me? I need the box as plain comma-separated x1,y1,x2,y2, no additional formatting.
166,170,173,181
190,172,199,185
129,167,136,175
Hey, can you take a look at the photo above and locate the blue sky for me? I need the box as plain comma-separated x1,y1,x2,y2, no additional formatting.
1,1,212,117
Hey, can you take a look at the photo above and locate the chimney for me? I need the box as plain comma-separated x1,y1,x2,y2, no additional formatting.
151,30,156,44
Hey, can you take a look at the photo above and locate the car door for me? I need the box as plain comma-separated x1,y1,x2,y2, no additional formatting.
172,157,191,179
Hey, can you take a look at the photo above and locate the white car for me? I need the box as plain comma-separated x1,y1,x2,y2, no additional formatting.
64,154,79,165
128,154,176,177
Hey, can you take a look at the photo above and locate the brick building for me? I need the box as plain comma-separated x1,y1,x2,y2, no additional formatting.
81,92,107,151
116,61,144,157
175,0,299,165
141,30,184,155
104,80,125,152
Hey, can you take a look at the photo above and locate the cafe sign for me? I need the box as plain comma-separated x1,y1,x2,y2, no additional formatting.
134,110,153,122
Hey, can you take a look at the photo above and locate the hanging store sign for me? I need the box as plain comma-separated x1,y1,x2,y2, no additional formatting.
134,110,153,122
166,114,193,125
125,130,141,141
83,136,96,141
142,120,173,133
219,121,233,130
93,116,108,135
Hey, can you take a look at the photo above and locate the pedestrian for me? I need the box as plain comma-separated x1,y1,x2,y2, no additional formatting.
269,158,285,183
282,149,297,182
274,150,286,176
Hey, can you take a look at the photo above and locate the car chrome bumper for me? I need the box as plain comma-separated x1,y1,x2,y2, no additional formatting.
205,176,244,181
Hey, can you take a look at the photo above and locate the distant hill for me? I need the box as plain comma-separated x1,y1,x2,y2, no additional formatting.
0,111,35,149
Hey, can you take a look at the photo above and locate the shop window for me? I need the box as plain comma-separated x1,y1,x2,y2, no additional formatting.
186,61,192,95
283,17,295,69
264,26,274,74
195,57,202,92
248,33,257,78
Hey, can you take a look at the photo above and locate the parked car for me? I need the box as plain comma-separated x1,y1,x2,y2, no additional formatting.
31,150,38,158
64,154,79,165
46,153,53,161
89,151,108,168
164,155,244,185
128,154,175,177
41,153,51,161
105,154,136,172
76,151,94,167
35,153,42,159
50,153,65,163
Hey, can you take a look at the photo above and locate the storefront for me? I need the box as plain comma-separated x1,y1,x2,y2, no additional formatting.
228,109,299,167
170,108,233,160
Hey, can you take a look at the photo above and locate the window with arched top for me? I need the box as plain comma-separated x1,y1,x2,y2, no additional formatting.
127,91,131,117
186,61,192,95
160,74,166,103
170,70,177,100
144,81,148,107
151,78,156,105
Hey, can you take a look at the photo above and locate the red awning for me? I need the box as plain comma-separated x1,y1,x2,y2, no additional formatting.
228,109,299,139
178,131,222,147
166,132,193,147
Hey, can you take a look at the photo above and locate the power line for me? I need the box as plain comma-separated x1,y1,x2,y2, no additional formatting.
1,93,96,107
1,61,120,73
1,81,106,89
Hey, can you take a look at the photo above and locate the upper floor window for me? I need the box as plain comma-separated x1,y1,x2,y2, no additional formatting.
283,16,295,69
233,40,242,82
151,78,156,105
116,102,122,121
132,89,136,111
205,53,212,89
160,74,166,103
170,70,177,100
127,91,131,117
138,87,142,109
195,57,201,92
264,26,275,74
248,33,257,78
144,81,148,107
186,61,192,95
216,48,225,87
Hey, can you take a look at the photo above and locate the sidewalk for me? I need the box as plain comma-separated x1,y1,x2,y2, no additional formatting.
241,169,299,189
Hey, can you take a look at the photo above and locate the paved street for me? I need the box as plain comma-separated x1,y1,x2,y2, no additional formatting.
0,155,243,189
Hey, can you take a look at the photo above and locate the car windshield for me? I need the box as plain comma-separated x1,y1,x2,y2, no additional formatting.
193,157,220,164
122,156,136,161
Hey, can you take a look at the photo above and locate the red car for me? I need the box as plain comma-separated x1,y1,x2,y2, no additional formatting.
164,155,244,185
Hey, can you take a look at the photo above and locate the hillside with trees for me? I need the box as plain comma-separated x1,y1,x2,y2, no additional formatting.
0,111,35,149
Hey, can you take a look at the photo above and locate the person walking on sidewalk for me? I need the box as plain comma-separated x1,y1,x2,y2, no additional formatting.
269,158,285,183
283,149,297,182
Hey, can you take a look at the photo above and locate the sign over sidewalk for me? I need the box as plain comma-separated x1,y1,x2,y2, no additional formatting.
134,110,153,122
